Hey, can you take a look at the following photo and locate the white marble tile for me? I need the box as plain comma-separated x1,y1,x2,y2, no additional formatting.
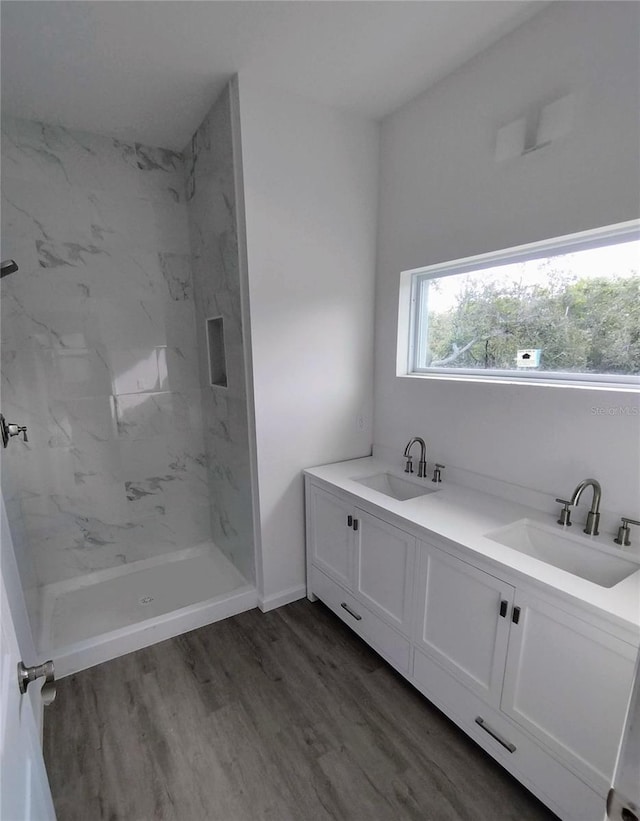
6,260,102,316
164,300,199,353
157,252,193,300
35,249,196,304
126,504,211,552
164,344,201,393
1,118,141,197
184,86,234,188
184,85,255,582
44,348,113,399
1,115,224,589
24,502,145,586
76,189,161,252
1,346,112,422
118,434,207,482
43,396,119,449
47,482,129,528
109,347,168,395
69,189,190,255
146,197,191,253
125,473,209,521
91,296,168,349
0,116,217,591
134,143,186,203
2,118,187,204
1,345,50,414
201,390,249,447
2,175,189,256
114,390,202,441
2,177,78,242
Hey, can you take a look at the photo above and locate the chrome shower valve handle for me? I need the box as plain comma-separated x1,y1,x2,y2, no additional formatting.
0,413,28,447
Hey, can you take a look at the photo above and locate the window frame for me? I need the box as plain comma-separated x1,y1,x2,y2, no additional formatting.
398,220,640,392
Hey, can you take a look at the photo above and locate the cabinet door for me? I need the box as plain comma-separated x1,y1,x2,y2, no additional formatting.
415,542,514,707
354,509,416,636
501,590,637,797
307,485,353,588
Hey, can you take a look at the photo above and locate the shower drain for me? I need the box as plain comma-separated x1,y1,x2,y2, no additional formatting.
139,596,154,605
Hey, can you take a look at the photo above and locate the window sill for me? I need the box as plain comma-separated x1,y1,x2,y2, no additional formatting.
399,371,640,394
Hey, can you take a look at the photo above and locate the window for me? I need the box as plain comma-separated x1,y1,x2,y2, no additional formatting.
400,221,640,389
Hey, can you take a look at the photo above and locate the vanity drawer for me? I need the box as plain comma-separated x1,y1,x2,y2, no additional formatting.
412,648,603,821
310,565,411,674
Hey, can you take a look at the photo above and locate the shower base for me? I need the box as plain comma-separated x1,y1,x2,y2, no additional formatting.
37,543,257,678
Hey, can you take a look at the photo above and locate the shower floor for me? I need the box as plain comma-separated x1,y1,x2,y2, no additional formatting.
38,543,257,677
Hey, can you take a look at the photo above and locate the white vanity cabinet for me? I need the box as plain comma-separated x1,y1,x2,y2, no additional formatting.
304,471,640,821
500,588,637,796
414,541,515,707
414,538,637,801
307,484,353,589
354,509,415,637
306,482,416,664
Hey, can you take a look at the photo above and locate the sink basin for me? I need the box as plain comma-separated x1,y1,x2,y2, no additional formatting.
354,472,437,501
485,518,640,588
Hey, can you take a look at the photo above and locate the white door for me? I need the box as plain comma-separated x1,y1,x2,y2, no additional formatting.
354,509,415,636
414,542,514,707
501,589,637,799
0,498,56,821
308,485,354,589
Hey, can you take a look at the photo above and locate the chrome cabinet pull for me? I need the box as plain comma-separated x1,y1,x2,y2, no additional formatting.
475,717,516,753
340,602,362,621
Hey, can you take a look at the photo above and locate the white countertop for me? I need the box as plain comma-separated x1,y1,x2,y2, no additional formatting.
305,457,640,639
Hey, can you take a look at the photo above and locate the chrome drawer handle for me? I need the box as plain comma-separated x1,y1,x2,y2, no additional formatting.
475,716,516,753
340,602,362,621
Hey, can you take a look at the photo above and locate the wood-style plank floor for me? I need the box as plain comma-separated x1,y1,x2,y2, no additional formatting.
44,599,559,821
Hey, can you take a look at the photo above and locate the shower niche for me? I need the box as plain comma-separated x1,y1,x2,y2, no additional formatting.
206,317,228,388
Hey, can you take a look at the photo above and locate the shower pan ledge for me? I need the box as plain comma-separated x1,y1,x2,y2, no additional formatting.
37,543,257,678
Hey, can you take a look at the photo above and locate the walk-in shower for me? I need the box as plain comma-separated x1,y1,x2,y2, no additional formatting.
0,82,258,675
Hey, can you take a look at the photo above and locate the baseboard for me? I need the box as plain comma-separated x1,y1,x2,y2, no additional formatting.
258,584,307,613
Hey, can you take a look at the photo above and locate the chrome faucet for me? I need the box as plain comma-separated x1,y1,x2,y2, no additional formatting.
569,478,602,536
404,437,427,478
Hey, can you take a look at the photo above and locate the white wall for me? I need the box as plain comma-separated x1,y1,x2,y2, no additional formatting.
238,79,379,605
375,3,640,518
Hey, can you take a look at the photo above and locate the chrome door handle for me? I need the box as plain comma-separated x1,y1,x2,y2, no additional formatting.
17,660,56,706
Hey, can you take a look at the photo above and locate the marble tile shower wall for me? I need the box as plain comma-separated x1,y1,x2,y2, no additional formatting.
0,118,212,588
184,85,255,583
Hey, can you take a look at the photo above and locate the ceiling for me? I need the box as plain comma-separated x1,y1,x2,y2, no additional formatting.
1,1,547,151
